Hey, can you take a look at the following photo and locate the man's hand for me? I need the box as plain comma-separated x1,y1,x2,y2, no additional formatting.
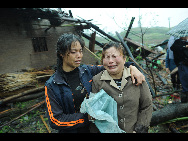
88,114,95,121
129,65,145,86
166,68,170,73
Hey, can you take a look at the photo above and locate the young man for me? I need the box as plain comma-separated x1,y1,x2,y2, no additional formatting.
45,33,146,133
171,36,188,103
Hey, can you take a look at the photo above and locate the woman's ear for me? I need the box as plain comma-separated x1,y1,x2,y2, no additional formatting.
124,57,126,63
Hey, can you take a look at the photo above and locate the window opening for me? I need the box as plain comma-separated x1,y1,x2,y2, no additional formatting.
32,37,48,52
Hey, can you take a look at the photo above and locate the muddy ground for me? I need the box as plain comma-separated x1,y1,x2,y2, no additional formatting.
1,92,188,133
0,69,188,133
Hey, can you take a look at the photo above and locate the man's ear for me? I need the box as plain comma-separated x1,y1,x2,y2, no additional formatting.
60,54,63,58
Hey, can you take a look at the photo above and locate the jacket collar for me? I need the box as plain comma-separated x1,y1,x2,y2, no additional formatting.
100,67,131,91
53,66,86,85
53,70,67,85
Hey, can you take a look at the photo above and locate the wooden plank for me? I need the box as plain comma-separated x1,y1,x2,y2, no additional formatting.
124,38,157,54
89,31,96,53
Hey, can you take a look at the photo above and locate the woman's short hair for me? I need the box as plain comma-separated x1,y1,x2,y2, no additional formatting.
101,42,126,64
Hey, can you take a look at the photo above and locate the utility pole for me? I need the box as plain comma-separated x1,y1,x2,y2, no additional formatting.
168,17,171,30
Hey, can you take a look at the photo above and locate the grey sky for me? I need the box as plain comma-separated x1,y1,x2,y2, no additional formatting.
62,8,188,34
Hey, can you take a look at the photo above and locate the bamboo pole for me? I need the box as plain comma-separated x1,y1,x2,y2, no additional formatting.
40,115,51,133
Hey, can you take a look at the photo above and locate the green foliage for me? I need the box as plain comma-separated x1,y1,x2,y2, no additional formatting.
135,48,142,61
136,55,142,61
95,50,102,60
0,125,15,133
162,117,188,124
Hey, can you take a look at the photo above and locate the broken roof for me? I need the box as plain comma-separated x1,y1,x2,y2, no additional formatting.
0,8,71,26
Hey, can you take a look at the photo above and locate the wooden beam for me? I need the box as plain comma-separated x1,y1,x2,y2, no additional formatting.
0,86,44,105
89,31,96,53
124,38,156,54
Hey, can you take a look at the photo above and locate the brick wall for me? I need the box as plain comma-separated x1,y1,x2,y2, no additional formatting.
0,9,99,74
0,10,75,74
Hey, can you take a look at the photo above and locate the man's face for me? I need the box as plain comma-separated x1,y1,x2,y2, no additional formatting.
62,41,83,72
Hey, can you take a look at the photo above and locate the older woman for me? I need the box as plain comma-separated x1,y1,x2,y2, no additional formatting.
92,42,153,133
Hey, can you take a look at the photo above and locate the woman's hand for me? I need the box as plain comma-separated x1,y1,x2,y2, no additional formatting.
129,65,145,86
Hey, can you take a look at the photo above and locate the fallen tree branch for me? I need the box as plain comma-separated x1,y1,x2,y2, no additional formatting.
0,92,44,119
0,86,44,105
8,91,44,103
0,100,45,129
168,123,181,133
36,75,51,82
150,103,188,126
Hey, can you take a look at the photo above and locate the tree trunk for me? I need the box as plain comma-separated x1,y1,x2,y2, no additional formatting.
150,103,188,126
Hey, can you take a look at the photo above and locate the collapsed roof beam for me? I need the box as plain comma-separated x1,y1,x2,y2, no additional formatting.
89,23,119,42
125,17,135,38
60,17,119,43
150,42,168,49
81,32,104,48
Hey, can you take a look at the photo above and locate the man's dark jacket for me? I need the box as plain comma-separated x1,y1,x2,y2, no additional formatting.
170,39,188,66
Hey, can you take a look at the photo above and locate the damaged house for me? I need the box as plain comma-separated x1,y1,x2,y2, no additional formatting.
0,8,98,74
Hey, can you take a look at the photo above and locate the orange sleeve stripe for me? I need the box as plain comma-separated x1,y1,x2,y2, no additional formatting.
45,86,84,126
90,65,103,66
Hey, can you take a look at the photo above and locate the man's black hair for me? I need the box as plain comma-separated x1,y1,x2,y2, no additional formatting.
56,33,85,74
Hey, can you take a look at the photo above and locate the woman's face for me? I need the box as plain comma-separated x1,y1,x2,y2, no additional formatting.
62,41,83,72
102,47,126,77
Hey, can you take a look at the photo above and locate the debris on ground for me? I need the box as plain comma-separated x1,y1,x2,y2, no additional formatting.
0,68,58,133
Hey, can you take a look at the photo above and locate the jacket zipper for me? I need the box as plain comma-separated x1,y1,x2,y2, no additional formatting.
124,118,126,130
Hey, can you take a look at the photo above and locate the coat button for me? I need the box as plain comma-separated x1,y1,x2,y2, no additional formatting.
119,94,122,97
120,119,124,123
120,105,124,109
